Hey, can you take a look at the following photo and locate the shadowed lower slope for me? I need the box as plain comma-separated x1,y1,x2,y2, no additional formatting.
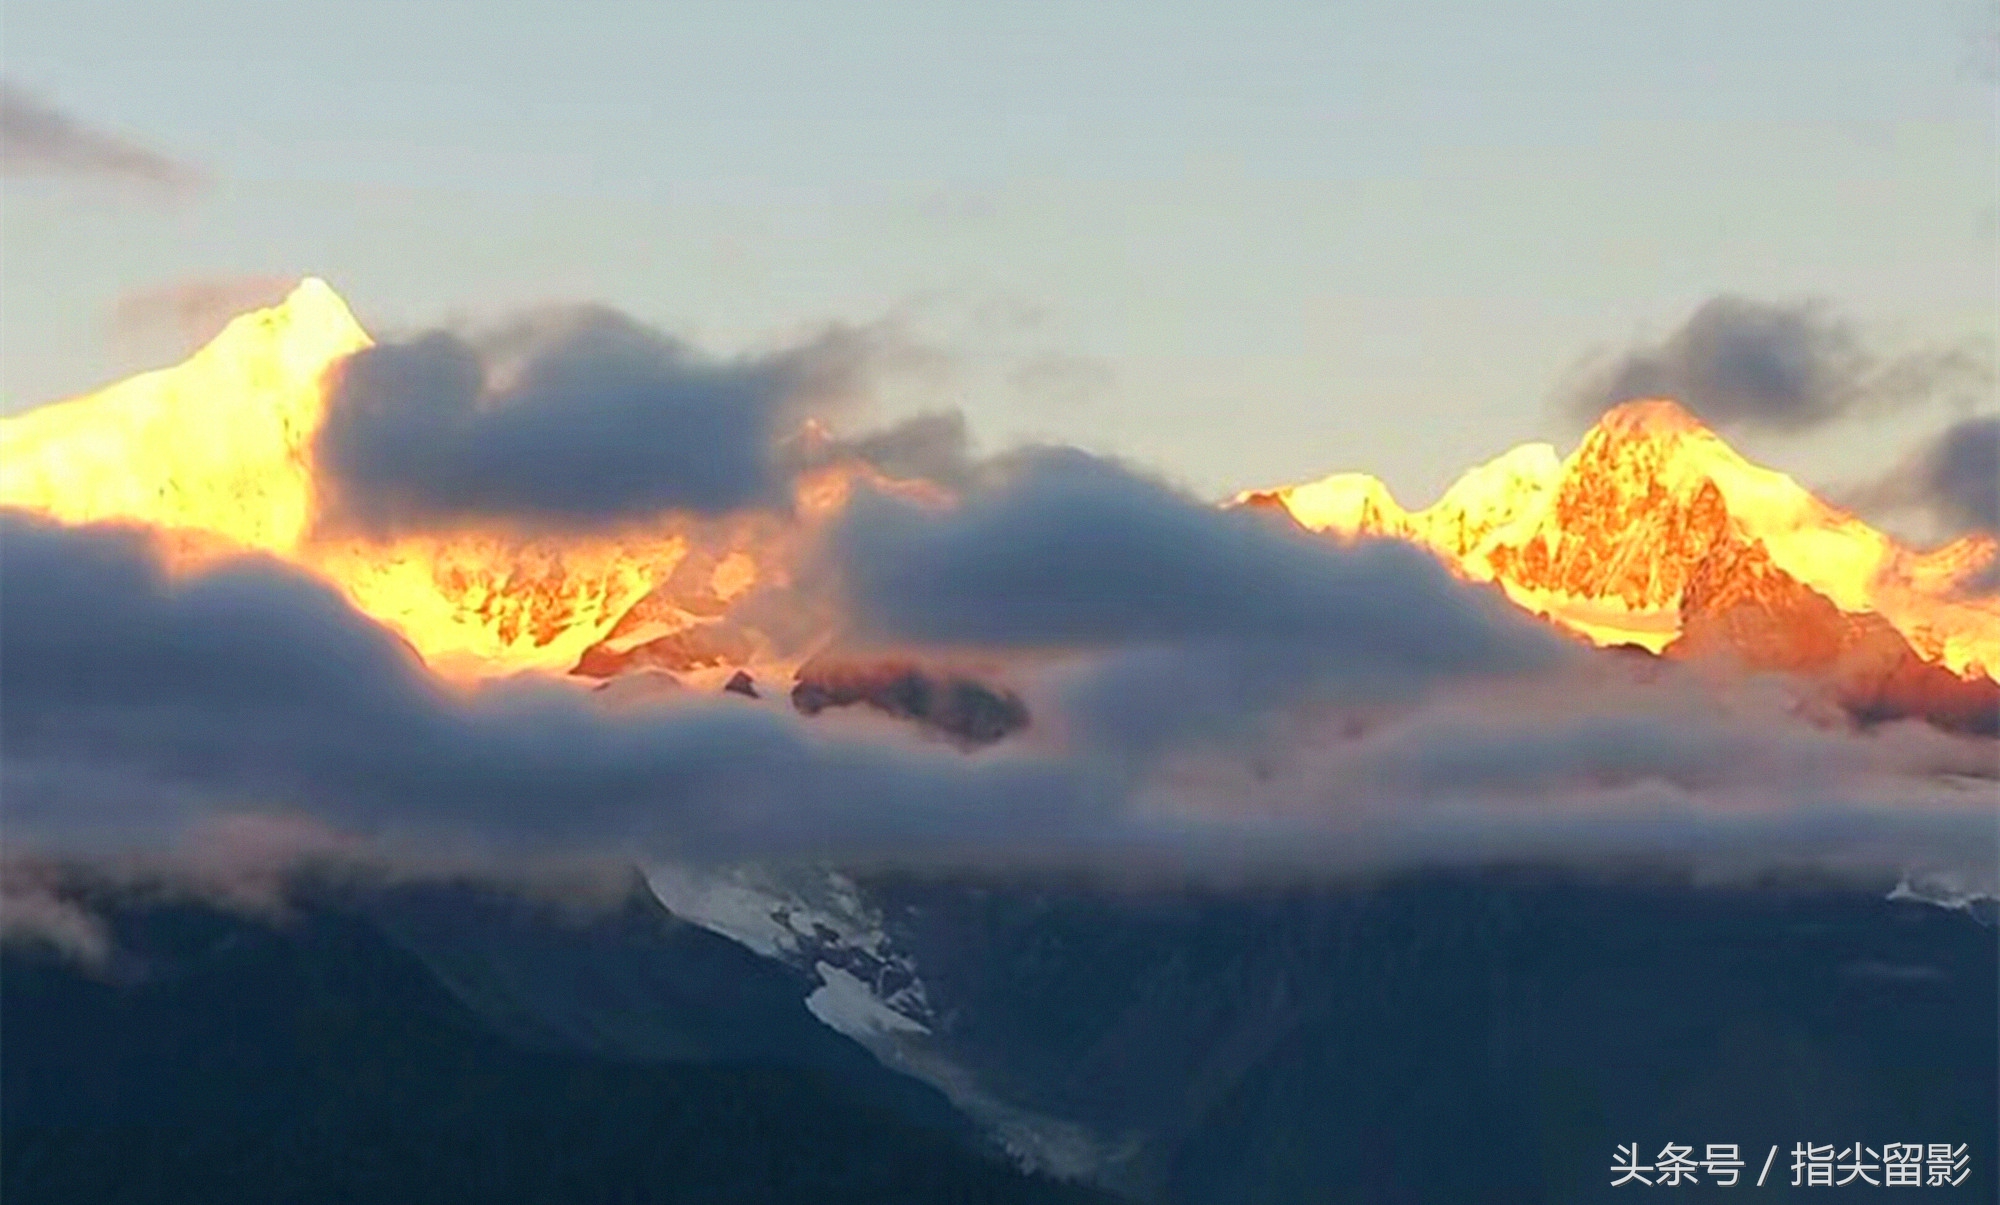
1,889,1116,1205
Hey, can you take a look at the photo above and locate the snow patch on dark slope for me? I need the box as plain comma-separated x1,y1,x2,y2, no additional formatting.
644,862,1121,1180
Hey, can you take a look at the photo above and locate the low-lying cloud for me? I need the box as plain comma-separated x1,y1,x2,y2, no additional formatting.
1134,670,1998,879
1564,296,1991,433
831,447,1566,747
3,505,1992,916
834,447,1556,664
315,308,879,533
0,515,1118,863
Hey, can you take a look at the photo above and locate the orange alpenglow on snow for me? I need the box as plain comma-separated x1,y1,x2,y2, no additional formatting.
1236,398,2000,681
5,279,1996,690
0,280,695,678
0,280,955,681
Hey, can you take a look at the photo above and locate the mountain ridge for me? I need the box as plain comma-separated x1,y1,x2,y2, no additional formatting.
1239,398,2000,686
2,280,1994,719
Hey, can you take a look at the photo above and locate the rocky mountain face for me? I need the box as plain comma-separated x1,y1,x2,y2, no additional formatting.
5,280,1990,735
577,394,1996,741
1670,530,2000,733
792,654,1032,746
1242,398,2000,727
1488,425,1737,610
0,877,1116,1205
642,864,1999,1204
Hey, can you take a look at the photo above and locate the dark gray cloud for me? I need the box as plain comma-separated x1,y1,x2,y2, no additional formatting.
834,447,1560,666
1849,416,1999,536
3,512,1989,895
1848,416,2000,593
1564,296,1992,433
0,515,1114,863
0,82,203,191
1902,415,2000,535
315,308,878,533
790,410,978,489
830,447,1571,750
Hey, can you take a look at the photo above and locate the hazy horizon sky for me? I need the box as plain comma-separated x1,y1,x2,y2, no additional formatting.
3,0,1994,507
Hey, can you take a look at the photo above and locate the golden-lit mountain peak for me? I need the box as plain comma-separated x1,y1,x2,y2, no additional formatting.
1905,533,2000,596
1590,396,1709,438
1232,472,1413,540
203,276,370,375
0,278,373,555
0,281,959,681
8,283,1995,689
1562,398,1777,514
1244,400,2000,680
1419,441,1562,566
0,281,692,678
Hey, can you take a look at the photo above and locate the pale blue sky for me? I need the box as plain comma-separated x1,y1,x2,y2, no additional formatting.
3,0,1993,504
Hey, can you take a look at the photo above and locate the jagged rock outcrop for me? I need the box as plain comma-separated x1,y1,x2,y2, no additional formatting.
791,656,1030,746
572,623,759,678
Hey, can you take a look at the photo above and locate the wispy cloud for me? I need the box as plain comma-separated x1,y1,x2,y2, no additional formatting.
0,82,204,193
111,276,298,355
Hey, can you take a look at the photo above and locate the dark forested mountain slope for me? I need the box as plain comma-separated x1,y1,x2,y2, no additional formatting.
1,888,1115,1205
854,870,1999,1204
